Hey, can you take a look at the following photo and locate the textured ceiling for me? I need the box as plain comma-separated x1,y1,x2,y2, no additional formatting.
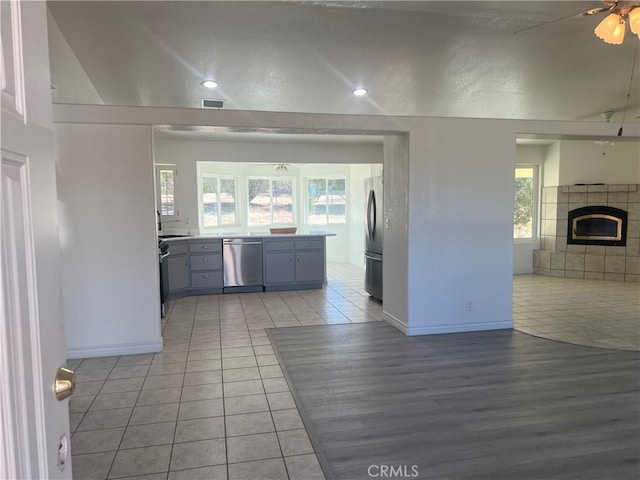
48,1,640,123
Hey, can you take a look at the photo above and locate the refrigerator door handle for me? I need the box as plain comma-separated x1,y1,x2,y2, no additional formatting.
371,191,377,240
364,253,383,262
367,190,376,241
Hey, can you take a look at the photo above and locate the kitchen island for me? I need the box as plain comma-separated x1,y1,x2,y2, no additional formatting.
161,233,335,299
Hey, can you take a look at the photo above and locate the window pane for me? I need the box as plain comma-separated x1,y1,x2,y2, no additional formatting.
327,179,346,224
220,178,236,225
272,179,293,224
248,179,271,225
307,179,327,225
159,169,175,216
514,167,534,238
202,176,218,227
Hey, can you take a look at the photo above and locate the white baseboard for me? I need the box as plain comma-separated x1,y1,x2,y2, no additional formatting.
405,321,513,336
382,312,512,336
66,339,164,359
382,311,409,334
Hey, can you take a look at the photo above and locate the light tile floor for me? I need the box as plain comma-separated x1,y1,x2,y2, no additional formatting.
68,262,382,480
513,274,640,351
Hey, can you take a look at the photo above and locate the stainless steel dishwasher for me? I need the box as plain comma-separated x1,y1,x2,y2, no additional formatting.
222,238,264,293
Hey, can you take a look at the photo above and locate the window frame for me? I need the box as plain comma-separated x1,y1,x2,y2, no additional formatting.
513,164,540,242
304,176,347,225
246,176,296,226
199,174,239,229
155,165,179,220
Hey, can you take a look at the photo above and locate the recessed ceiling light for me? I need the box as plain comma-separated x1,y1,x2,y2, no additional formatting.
353,88,368,96
202,80,219,89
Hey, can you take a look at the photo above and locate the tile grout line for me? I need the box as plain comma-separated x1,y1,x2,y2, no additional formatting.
218,296,232,480
71,264,381,478
102,356,148,480
166,294,198,477
252,293,292,479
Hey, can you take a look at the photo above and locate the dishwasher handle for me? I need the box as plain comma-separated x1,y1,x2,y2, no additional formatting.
223,240,262,245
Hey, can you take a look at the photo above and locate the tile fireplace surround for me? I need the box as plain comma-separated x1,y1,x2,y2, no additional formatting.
533,184,640,282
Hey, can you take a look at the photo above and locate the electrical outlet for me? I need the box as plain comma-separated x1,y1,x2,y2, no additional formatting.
465,300,472,311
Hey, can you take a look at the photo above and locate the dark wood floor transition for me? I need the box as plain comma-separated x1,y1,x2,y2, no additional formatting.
268,323,640,480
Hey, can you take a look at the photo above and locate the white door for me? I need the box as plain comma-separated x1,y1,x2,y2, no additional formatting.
1,1,72,479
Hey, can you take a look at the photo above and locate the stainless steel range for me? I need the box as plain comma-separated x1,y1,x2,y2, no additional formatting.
158,239,170,317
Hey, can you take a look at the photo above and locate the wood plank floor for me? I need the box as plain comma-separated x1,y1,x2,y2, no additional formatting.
267,323,640,480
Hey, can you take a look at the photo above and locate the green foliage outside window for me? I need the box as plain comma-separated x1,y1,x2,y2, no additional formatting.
514,168,535,239
514,177,533,225
307,178,346,224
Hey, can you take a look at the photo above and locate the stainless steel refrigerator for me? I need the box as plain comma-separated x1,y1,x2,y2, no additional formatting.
364,176,383,300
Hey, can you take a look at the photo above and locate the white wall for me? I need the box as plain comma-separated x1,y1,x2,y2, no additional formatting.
55,124,162,358
556,140,640,185
513,144,546,274
153,136,382,264
404,119,515,334
52,103,640,338
46,10,103,105
381,134,409,330
543,139,640,186
543,141,560,187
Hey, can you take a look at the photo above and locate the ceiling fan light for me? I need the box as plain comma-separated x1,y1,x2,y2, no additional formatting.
594,13,625,44
628,7,640,35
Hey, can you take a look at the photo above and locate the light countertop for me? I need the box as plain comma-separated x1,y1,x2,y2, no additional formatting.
159,232,336,242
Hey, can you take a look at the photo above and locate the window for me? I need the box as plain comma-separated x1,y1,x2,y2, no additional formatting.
248,178,294,225
306,178,346,224
156,166,178,217
201,175,237,227
514,166,538,239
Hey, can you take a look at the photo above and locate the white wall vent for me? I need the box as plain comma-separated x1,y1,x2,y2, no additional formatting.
202,99,224,109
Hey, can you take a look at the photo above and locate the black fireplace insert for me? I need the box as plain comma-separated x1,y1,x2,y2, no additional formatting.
567,206,627,247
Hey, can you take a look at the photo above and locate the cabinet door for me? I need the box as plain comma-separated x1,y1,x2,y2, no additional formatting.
295,251,324,283
168,255,189,291
265,252,295,284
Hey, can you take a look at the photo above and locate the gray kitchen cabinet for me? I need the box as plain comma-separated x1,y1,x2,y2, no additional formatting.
167,242,189,294
264,236,325,290
189,240,223,293
295,251,324,283
165,235,327,298
265,252,296,284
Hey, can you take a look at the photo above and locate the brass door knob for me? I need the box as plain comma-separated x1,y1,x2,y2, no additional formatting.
54,367,76,401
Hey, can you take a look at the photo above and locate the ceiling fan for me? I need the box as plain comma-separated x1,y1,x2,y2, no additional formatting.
516,1,640,45
250,163,291,172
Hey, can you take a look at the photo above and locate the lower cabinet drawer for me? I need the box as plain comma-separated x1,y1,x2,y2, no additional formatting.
189,241,221,253
190,254,222,271
295,239,323,250
190,271,222,288
265,240,295,251
168,243,189,255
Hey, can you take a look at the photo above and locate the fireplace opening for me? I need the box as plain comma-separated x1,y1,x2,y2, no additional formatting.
567,206,627,246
